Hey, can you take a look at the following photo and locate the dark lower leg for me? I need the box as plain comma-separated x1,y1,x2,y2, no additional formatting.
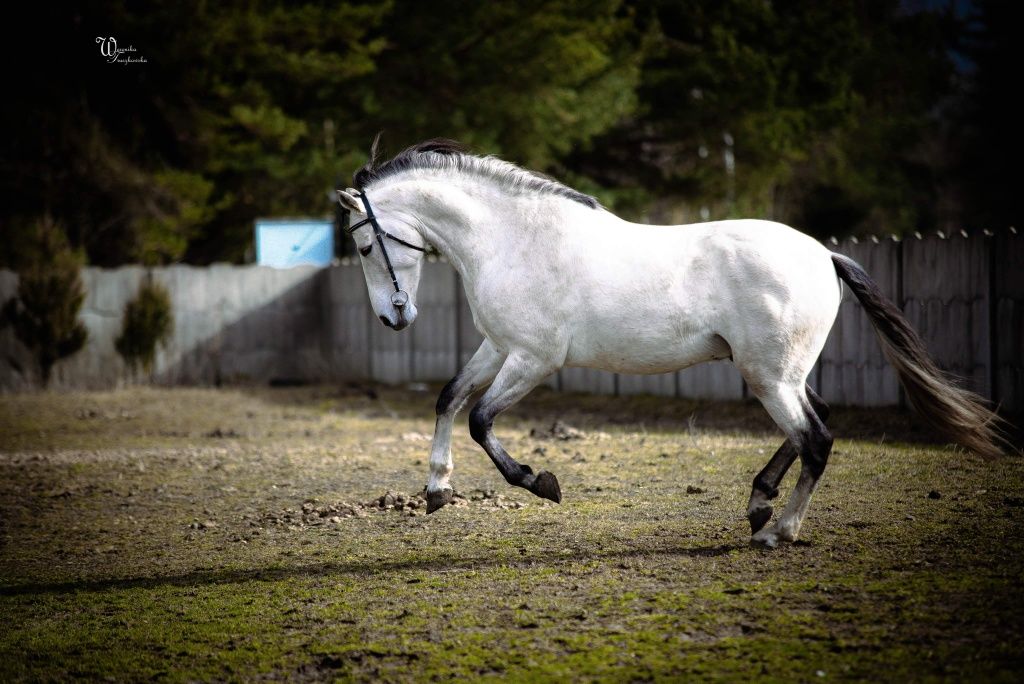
799,386,833,479
771,409,834,540
748,441,796,533
748,384,831,533
806,385,830,422
469,403,561,503
753,441,798,501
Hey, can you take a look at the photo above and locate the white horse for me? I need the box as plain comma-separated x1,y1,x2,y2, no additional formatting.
336,139,1003,547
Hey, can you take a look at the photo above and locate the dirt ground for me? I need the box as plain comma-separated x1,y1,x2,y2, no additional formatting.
1,384,1022,681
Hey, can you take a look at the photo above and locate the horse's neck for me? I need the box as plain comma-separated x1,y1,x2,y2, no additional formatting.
384,178,559,284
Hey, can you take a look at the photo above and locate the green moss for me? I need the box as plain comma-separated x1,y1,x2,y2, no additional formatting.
2,386,1023,681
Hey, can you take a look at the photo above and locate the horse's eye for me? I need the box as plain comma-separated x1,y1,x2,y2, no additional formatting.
359,244,372,257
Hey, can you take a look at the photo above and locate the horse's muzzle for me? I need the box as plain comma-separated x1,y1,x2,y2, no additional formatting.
379,314,410,331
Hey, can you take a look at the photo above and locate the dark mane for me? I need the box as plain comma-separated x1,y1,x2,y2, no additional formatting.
353,137,466,190
352,137,600,209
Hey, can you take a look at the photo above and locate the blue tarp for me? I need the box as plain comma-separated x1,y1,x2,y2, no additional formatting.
255,220,334,268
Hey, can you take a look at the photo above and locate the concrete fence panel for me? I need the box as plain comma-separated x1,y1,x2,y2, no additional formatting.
1,232,1020,412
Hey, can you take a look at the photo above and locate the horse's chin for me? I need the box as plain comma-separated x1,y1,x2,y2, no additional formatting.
398,306,419,330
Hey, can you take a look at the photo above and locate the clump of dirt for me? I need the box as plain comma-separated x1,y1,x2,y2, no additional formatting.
463,488,527,509
75,407,136,420
254,489,526,529
530,420,584,440
204,427,241,438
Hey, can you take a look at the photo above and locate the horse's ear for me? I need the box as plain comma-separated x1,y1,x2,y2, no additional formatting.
336,188,364,214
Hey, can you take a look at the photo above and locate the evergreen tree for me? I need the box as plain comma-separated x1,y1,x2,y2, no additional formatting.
1,218,88,385
0,0,997,265
953,0,1021,231
115,279,174,375
570,0,955,235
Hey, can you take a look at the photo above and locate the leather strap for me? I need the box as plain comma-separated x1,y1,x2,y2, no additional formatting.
359,192,404,295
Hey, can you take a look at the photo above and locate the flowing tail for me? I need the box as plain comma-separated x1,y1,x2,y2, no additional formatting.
831,253,1007,458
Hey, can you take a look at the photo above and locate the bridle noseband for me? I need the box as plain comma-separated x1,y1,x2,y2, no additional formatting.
345,191,427,310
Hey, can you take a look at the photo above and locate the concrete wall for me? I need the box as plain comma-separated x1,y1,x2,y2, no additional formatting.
0,264,326,390
1,230,1022,410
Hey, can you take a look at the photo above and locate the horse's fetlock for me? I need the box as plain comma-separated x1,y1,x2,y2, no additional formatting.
506,469,529,487
748,505,773,534
753,478,779,500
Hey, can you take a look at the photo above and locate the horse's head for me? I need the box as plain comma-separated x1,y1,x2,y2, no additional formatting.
337,187,427,331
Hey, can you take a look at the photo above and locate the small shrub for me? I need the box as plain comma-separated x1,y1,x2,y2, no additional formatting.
1,217,88,384
115,279,174,373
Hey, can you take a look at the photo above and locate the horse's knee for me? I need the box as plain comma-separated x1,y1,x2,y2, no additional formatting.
436,374,462,416
468,402,490,445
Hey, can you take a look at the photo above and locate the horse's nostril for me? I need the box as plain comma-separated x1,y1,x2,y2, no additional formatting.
379,315,392,328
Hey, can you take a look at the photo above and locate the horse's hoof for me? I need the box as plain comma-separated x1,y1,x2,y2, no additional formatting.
750,533,779,550
426,489,452,513
748,505,773,534
530,471,562,503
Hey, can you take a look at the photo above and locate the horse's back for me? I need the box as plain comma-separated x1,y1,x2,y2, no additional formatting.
684,219,832,268
609,218,839,318
559,217,840,376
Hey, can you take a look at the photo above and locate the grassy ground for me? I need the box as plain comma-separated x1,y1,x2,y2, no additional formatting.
1,384,1022,682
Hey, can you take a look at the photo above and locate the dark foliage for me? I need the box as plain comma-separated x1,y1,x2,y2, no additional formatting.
0,1,1010,266
115,280,174,373
1,219,88,384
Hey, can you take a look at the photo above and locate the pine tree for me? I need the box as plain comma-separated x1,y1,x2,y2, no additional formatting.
2,218,88,384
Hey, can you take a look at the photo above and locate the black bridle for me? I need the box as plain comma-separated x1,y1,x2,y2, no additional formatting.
345,191,427,310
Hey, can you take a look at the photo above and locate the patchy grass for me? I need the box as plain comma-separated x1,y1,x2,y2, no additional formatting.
1,385,1022,681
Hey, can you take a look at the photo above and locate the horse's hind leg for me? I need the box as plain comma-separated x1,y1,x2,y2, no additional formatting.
426,340,506,513
746,386,830,533
749,383,833,548
468,352,562,503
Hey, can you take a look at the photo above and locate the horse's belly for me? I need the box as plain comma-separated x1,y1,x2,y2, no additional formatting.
563,326,729,374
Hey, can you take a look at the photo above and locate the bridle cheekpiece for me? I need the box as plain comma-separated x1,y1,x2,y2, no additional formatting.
345,190,427,310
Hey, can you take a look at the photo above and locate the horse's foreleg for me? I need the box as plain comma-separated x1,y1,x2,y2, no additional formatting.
426,340,506,513
468,353,562,503
746,385,830,533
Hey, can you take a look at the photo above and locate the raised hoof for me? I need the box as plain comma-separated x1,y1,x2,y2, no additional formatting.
748,505,773,534
529,471,562,503
425,489,453,514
